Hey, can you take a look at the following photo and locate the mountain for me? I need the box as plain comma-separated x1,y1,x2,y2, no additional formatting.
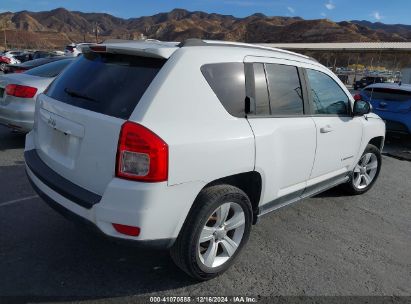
351,20,411,40
1,8,411,50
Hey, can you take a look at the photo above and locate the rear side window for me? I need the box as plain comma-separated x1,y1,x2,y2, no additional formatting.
265,63,304,115
245,63,270,116
363,87,411,102
201,63,246,118
46,52,166,120
24,59,73,78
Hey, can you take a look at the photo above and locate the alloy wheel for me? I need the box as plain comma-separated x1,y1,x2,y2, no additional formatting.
353,153,379,190
198,202,245,268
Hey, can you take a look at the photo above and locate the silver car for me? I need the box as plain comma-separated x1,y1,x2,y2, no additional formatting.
0,58,74,132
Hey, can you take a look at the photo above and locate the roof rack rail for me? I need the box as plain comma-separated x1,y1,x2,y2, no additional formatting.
178,39,310,60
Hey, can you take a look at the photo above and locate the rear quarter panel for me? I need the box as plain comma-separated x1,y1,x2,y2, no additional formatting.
129,47,256,186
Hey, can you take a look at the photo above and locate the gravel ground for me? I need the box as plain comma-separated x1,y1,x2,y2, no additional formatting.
0,125,410,302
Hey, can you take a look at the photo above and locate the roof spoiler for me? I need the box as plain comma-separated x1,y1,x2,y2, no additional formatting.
79,41,178,59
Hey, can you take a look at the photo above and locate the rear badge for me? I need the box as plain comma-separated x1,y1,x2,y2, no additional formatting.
47,116,56,128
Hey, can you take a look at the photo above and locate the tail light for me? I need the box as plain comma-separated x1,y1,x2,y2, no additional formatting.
0,56,11,64
89,45,107,52
116,121,168,182
5,84,37,98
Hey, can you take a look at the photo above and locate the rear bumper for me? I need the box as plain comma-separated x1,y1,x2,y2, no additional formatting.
26,173,173,249
0,99,34,132
24,133,206,247
373,110,411,134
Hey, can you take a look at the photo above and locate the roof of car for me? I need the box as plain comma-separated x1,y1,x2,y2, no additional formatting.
365,82,411,92
82,39,316,63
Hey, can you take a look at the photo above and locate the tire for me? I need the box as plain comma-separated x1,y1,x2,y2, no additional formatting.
0,63,6,72
170,185,252,280
343,144,382,195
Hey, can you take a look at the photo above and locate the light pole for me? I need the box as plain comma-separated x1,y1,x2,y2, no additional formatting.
93,22,100,43
1,20,11,50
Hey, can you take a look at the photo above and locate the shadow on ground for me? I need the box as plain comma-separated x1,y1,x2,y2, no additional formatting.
0,129,25,151
0,198,199,301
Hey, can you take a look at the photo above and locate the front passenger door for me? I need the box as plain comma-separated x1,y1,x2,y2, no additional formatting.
305,68,363,184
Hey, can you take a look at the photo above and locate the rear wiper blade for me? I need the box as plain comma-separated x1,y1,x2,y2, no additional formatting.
64,88,97,103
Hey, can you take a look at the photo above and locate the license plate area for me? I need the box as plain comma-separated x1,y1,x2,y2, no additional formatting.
37,108,83,169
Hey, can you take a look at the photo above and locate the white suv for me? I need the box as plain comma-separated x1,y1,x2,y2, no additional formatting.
25,39,385,280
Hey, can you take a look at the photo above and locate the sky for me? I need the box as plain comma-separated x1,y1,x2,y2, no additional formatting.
1,0,410,25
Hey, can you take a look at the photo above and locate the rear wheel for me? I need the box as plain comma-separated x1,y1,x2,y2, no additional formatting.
343,144,381,195
170,185,252,280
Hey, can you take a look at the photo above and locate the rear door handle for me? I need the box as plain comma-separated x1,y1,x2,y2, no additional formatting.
320,125,333,133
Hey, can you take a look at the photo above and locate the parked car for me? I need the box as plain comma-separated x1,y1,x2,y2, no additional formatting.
353,76,387,90
5,56,68,74
32,50,60,60
360,83,411,134
24,39,385,280
64,43,80,56
0,58,74,132
0,53,21,72
13,52,34,64
64,43,93,57
3,50,24,58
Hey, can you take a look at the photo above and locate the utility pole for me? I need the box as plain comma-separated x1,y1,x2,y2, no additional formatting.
93,22,99,43
1,20,10,50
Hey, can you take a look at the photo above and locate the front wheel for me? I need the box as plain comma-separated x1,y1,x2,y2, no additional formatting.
170,185,252,280
343,144,381,195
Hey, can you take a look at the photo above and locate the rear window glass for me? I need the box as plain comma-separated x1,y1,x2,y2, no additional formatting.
201,63,246,118
363,87,411,102
46,52,166,119
24,59,73,78
265,63,304,115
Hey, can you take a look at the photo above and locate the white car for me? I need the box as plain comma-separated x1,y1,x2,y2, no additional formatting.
25,39,385,280
64,43,93,57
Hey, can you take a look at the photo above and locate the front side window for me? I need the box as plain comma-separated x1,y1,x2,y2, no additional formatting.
265,63,304,115
307,69,350,115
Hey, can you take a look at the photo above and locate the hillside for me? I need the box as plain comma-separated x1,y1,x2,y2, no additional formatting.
1,8,411,49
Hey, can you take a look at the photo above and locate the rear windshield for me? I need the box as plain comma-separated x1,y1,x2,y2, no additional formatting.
46,52,166,119
24,59,74,78
363,87,411,102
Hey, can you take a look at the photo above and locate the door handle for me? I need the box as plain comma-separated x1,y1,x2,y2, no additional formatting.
320,125,333,133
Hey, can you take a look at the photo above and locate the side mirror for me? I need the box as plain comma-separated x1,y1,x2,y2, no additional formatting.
353,99,372,116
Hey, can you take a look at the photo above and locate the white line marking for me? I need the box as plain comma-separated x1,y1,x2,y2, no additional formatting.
0,195,39,207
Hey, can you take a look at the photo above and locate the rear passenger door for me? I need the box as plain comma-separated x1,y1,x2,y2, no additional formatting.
304,68,363,187
244,57,316,214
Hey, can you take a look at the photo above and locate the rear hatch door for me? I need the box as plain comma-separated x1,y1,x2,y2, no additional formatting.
33,49,168,195
363,86,411,113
